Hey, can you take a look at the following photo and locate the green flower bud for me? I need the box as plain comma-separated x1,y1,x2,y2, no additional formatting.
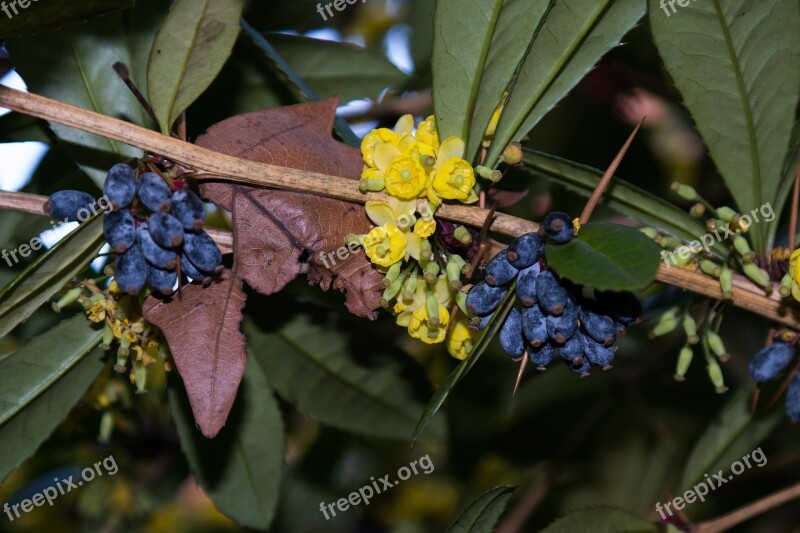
100,322,114,351
133,361,147,394
650,309,679,338
98,411,114,444
706,331,729,362
683,314,699,344
690,203,706,218
717,206,739,223
455,289,470,316
700,259,722,278
424,261,440,284
453,226,472,246
380,274,404,307
640,227,659,240
420,239,433,261
671,182,697,201
743,262,772,291
359,178,385,192
52,287,83,313
707,356,728,393
733,235,754,262
402,270,418,301
674,345,694,381
426,291,440,327
382,262,402,288
780,273,793,298
657,235,683,249
114,338,130,373
446,260,462,290
719,266,733,299
501,142,523,165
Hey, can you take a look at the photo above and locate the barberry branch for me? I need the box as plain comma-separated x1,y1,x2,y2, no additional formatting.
692,480,800,532
1,85,799,328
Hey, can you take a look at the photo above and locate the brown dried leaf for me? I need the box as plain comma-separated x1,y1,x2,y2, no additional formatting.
197,98,383,318
143,270,247,438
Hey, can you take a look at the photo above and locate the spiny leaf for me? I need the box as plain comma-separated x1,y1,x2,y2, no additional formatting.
0,316,104,482
169,359,284,529
143,270,247,438
0,214,105,338
432,0,505,141
147,0,243,133
648,0,800,254
197,98,383,319
541,507,657,533
246,315,447,442
0,0,133,37
445,485,516,532
485,0,645,167
544,223,660,291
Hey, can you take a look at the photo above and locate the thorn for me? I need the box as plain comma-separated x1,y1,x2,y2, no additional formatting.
751,385,761,416
113,62,159,127
513,350,528,396
468,203,497,281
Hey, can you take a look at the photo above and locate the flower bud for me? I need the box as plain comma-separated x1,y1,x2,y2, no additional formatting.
700,259,722,278
424,262,440,284
382,262,402,288
690,203,706,218
707,356,728,393
402,270,418,301
640,227,659,240
706,331,729,362
683,314,699,344
719,266,733,299
674,345,694,381
733,235,754,262
780,273,793,298
453,226,473,246
133,360,147,394
649,309,678,338
100,322,114,351
743,262,772,291
52,287,83,313
671,182,697,201
446,260,462,290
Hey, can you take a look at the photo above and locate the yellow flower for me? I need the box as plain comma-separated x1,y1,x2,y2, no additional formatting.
385,155,428,199
361,128,400,168
88,301,107,323
417,116,440,149
433,158,476,201
364,225,407,267
790,249,800,285
414,219,436,239
408,303,449,344
447,315,476,360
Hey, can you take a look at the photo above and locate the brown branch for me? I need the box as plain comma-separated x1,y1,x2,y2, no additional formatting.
692,480,800,532
1,86,800,328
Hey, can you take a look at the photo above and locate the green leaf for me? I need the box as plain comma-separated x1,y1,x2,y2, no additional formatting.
147,0,243,133
485,0,646,166
0,316,104,481
545,223,661,291
465,0,552,160
0,215,105,338
0,0,133,37
240,20,361,148
413,283,517,442
648,0,800,254
432,0,505,141
7,13,154,187
541,507,657,533
520,150,724,255
245,315,446,442
0,113,50,144
169,360,284,530
446,485,515,533
679,384,782,492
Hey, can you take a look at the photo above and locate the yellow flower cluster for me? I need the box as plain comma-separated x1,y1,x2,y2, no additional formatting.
788,250,800,301
356,116,480,359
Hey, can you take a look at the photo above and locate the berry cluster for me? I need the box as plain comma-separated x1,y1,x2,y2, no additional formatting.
748,340,800,421
465,212,642,376
46,163,221,295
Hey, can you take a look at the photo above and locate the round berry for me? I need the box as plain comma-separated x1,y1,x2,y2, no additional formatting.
543,212,574,244
507,232,544,269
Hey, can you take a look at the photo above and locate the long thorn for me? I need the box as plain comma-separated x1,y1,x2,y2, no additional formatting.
513,350,528,397
113,62,159,126
789,160,800,253
468,203,497,281
580,116,645,224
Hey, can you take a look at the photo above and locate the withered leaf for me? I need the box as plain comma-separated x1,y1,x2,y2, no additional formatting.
197,98,383,318
143,270,247,438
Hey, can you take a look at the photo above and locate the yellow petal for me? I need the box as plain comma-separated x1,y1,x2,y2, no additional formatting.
365,201,396,227
395,114,415,136
396,311,413,327
463,190,480,204
374,143,402,172
389,197,416,219
438,136,466,163
405,232,422,260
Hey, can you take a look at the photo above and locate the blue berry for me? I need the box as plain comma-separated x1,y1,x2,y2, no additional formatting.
484,250,518,287
522,305,548,347
138,172,172,212
535,270,568,315
180,253,206,281
567,357,591,377
103,163,136,210
172,189,206,231
580,305,616,346
466,281,507,316
529,343,555,371
559,330,586,365
507,232,545,269
137,224,177,270
183,230,222,273
786,373,800,422
147,265,177,295
103,210,135,253
546,298,579,344
516,262,541,307
148,212,184,249
114,245,147,295
595,290,642,326
543,212,574,244
749,342,795,382
46,190,97,222
584,338,617,369
499,308,525,358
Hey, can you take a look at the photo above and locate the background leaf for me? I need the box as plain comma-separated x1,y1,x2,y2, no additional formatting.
485,0,646,167
432,0,504,141
0,316,104,481
169,359,284,530
648,0,800,253
246,314,446,442
540,507,657,533
544,223,660,291
445,485,515,532
0,215,105,338
0,0,133,37
147,0,243,133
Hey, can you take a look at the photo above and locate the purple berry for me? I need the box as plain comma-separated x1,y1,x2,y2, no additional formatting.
103,163,136,210
183,230,222,274
138,172,172,212
148,212,184,249
485,250,518,287
516,262,541,307
466,281,506,317
507,232,545,269
543,212,574,244
172,189,206,231
749,342,795,382
103,210,135,253
46,190,97,222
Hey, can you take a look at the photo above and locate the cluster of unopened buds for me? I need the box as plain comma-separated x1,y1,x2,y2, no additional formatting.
51,278,168,393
